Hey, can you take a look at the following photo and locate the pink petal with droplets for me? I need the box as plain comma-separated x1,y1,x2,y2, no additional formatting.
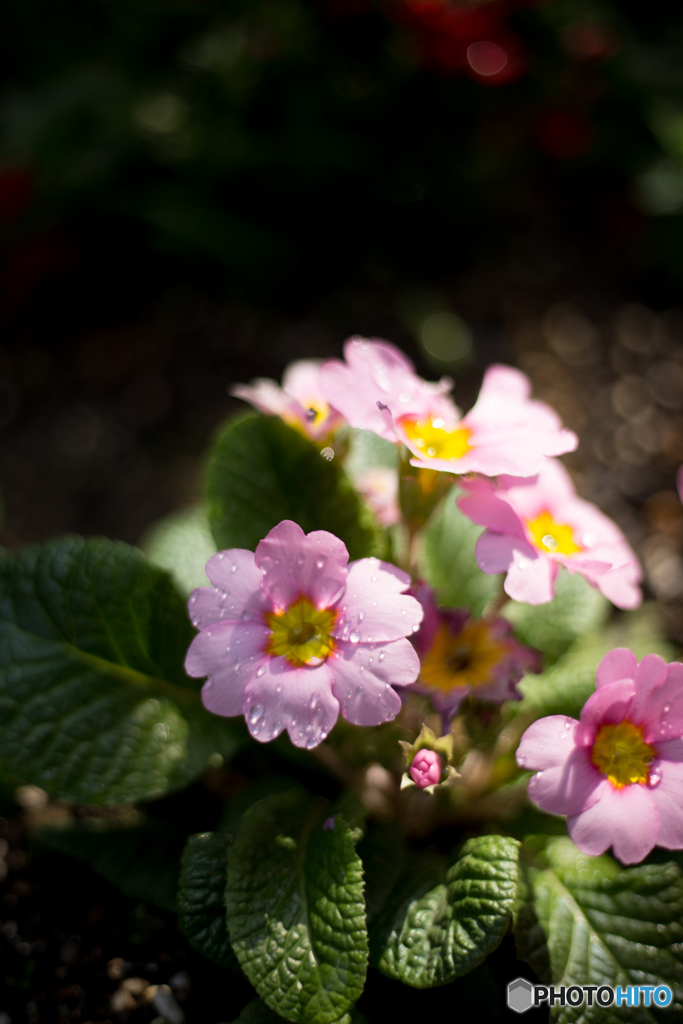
516,715,581,770
186,619,270,681
188,550,269,626
527,748,605,816
330,637,418,725
567,784,659,864
242,658,339,748
330,558,422,643
633,661,683,743
255,520,348,611
575,679,636,746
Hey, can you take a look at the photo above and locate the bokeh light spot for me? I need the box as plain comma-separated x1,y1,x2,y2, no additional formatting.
467,41,507,77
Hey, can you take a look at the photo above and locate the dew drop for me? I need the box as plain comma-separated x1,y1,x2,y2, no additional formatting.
412,623,420,633
235,638,241,645
273,720,282,732
256,664,266,677
206,629,212,637
349,630,361,644
190,595,197,603
356,685,364,695
649,770,662,788
316,556,326,569
218,553,225,560
399,391,411,403
231,563,238,573
517,557,529,570
297,553,306,566
309,691,321,711
306,736,319,749
276,684,283,694
225,644,231,653
358,611,365,622
664,704,671,714
321,447,334,461
249,704,264,724
371,575,378,582
378,651,385,662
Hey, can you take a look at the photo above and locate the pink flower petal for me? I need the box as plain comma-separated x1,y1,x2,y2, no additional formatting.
330,558,423,643
242,658,339,748
188,621,271,718
656,738,683,762
517,716,581,770
186,619,270,681
255,520,348,611
595,648,638,689
567,784,659,864
527,749,605,816
474,531,521,574
575,679,636,745
595,563,643,610
650,760,683,849
457,482,526,537
501,547,556,604
633,661,683,743
188,550,269,627
330,637,418,725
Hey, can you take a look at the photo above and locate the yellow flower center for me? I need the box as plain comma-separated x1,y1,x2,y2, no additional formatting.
302,398,330,424
526,510,583,556
265,596,336,667
591,721,655,789
400,416,473,461
419,620,508,693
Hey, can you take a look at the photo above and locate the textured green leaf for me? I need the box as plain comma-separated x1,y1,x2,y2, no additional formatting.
503,571,610,664
0,536,243,804
141,505,216,597
226,789,368,1024
36,814,183,912
516,837,683,1022
206,413,377,558
231,998,286,1024
372,835,520,988
515,605,676,721
419,486,498,615
178,831,239,970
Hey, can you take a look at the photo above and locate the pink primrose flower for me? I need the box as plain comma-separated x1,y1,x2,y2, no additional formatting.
319,338,456,443
458,459,642,608
410,748,442,789
410,583,539,723
231,359,344,441
185,520,423,748
517,648,683,864
321,341,577,477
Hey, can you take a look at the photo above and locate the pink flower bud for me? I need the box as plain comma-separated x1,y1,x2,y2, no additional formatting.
410,748,442,789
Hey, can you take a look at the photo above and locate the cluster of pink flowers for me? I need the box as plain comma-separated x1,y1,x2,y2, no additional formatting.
185,520,423,748
518,648,683,864
232,337,642,610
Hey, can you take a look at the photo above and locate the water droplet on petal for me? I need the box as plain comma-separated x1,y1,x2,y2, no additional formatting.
321,447,334,461
316,556,326,569
412,623,420,633
309,691,321,711
249,704,264,724
378,651,385,662
273,720,282,732
649,770,662,788
664,704,671,714
225,644,231,653
190,595,197,603
206,629,212,637
218,553,225,561
517,557,529,570
358,611,364,622
349,630,361,644
256,664,266,677
297,553,306,566
231,564,238,573
306,736,319,748
276,684,283,694
371,575,378,582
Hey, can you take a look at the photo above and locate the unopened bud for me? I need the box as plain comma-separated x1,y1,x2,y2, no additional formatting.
410,748,442,789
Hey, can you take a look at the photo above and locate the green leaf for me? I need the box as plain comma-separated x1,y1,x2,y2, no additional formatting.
503,571,610,664
230,998,286,1024
516,604,676,722
206,414,377,558
357,822,407,928
178,831,239,970
372,835,520,988
141,505,216,597
516,837,683,1021
0,536,243,804
36,813,183,912
226,788,368,1024
419,486,498,615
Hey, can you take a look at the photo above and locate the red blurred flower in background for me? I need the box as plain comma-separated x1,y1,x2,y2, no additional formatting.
385,0,531,84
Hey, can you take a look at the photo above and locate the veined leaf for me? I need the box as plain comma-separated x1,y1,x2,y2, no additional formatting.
226,789,368,1024
206,413,377,558
516,837,683,1022
0,536,242,804
372,834,519,988
178,831,239,970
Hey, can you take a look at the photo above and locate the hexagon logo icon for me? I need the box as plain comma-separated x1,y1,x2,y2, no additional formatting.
507,977,534,1014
